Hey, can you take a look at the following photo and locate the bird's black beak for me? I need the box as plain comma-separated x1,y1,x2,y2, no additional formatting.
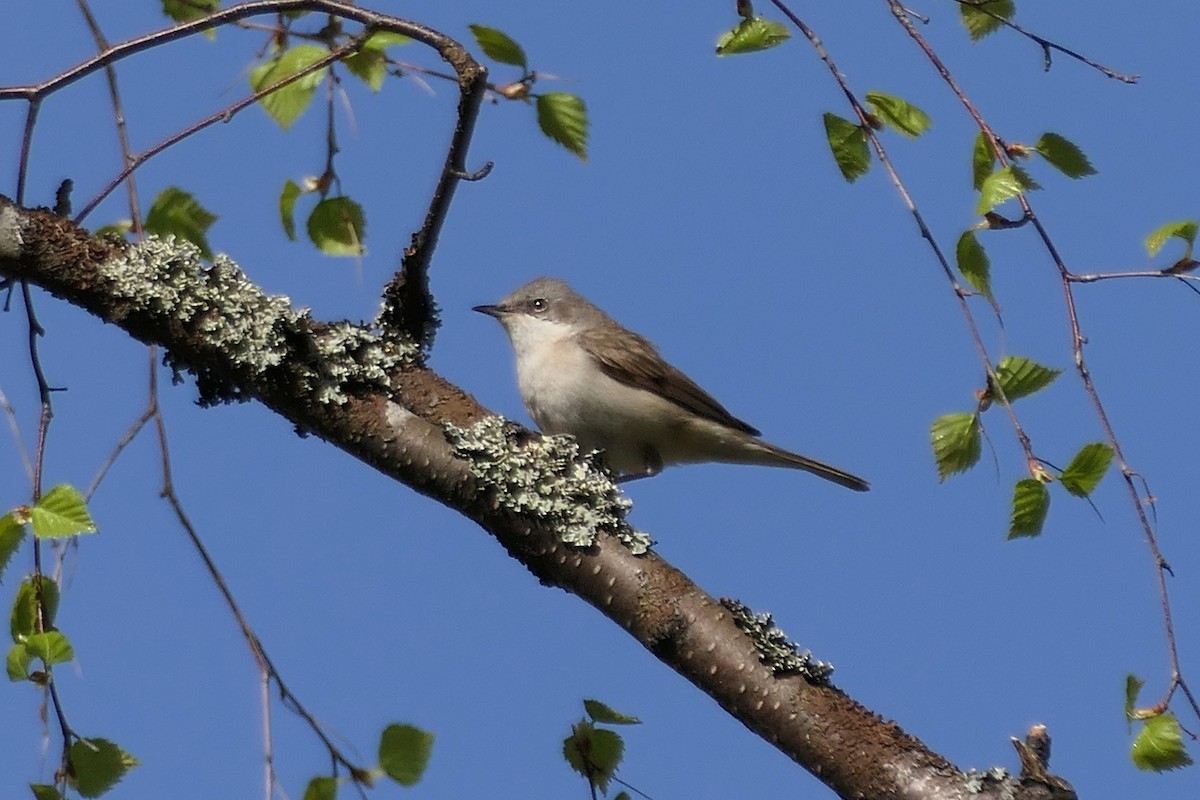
472,304,503,318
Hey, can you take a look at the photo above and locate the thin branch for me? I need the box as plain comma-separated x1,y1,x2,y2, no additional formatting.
73,0,144,234
153,414,373,782
379,40,490,349
75,34,367,224
1068,269,1200,284
952,0,1138,83
884,0,1193,726
769,0,1039,464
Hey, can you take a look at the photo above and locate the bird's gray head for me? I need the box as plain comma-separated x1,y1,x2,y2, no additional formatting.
472,277,605,329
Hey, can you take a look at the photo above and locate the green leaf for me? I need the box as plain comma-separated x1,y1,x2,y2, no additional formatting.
1145,220,1198,259
24,631,74,665
1009,478,1050,539
992,356,1060,402
30,484,97,539
145,187,218,260
363,31,413,51
161,0,219,38
343,31,411,92
249,45,330,130
7,643,32,681
468,24,528,69
976,165,1040,215
11,575,59,642
302,776,338,800
280,180,302,241
378,723,434,786
562,721,624,794
1034,132,1096,179
715,16,791,56
68,738,139,798
29,784,64,800
865,92,931,139
536,93,589,160
1124,674,1145,721
971,131,996,190
1059,442,1114,497
1131,713,1194,772
823,113,871,182
0,512,26,581
583,699,641,725
930,412,981,480
343,50,386,91
959,0,1015,41
306,197,366,256
955,230,993,300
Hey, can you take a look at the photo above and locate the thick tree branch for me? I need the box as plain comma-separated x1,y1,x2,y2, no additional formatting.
0,199,1075,800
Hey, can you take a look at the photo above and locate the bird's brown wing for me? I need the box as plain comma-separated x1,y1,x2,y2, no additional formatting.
577,326,760,435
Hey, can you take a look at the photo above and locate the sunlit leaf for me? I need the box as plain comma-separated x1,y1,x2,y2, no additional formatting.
716,16,791,56
972,131,996,190
0,512,25,582
1059,442,1113,497
23,631,74,665
823,113,870,182
865,92,931,139
584,699,641,725
976,165,1039,215
536,93,589,160
1145,220,1198,259
307,197,366,256
30,484,97,539
1009,478,1050,539
959,0,1015,41
562,721,624,794
993,356,1060,402
250,45,330,130
6,643,32,682
468,24,528,69
379,724,433,786
1131,713,1194,772
1035,132,1096,178
68,738,139,798
930,412,981,480
344,30,412,91
955,230,993,300
145,187,218,260
11,575,59,641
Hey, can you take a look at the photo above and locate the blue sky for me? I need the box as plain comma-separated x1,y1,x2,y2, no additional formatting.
2,1,1198,798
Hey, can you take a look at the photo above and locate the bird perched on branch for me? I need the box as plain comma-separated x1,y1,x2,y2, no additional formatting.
474,277,868,491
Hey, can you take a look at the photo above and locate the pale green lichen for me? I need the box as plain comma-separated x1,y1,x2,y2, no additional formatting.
97,237,419,405
963,767,1011,794
445,416,650,554
721,598,834,682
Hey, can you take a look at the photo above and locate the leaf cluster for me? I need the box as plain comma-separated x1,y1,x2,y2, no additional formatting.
929,357,1114,538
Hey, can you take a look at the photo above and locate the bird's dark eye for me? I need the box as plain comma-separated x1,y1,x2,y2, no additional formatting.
531,298,548,312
